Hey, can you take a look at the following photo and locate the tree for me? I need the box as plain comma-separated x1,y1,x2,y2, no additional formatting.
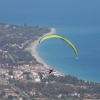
1,90,5,96
9,70,13,75
38,72,43,80
7,95,13,100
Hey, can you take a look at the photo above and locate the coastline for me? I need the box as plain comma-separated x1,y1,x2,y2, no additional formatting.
25,28,64,76
25,28,56,69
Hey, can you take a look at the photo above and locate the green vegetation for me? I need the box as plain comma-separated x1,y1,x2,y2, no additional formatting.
0,23,51,65
9,74,100,100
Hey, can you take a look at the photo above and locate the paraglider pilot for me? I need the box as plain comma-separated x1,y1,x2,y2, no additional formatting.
49,68,53,74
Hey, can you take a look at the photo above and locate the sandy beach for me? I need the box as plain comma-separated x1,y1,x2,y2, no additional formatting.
25,28,56,69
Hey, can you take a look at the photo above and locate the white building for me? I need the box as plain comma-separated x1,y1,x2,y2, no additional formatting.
34,77,41,82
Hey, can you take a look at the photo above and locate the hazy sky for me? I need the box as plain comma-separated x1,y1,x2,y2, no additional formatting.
0,0,100,26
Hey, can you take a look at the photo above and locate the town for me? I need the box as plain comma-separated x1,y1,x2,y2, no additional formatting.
0,61,64,82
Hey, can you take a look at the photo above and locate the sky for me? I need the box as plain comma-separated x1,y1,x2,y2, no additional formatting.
0,0,100,26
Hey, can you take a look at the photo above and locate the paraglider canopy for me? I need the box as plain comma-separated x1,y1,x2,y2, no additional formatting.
39,35,78,58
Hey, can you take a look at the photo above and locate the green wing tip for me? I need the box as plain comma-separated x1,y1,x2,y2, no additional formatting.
39,39,42,43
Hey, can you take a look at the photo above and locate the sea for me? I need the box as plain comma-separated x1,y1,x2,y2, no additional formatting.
0,0,100,82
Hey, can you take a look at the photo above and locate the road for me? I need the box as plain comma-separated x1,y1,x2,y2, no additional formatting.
8,54,15,62
0,75,31,100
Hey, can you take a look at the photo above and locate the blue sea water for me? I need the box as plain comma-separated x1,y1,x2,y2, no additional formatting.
0,0,100,82
37,26,100,82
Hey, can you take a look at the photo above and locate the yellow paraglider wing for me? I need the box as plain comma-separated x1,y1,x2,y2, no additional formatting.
39,35,78,58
